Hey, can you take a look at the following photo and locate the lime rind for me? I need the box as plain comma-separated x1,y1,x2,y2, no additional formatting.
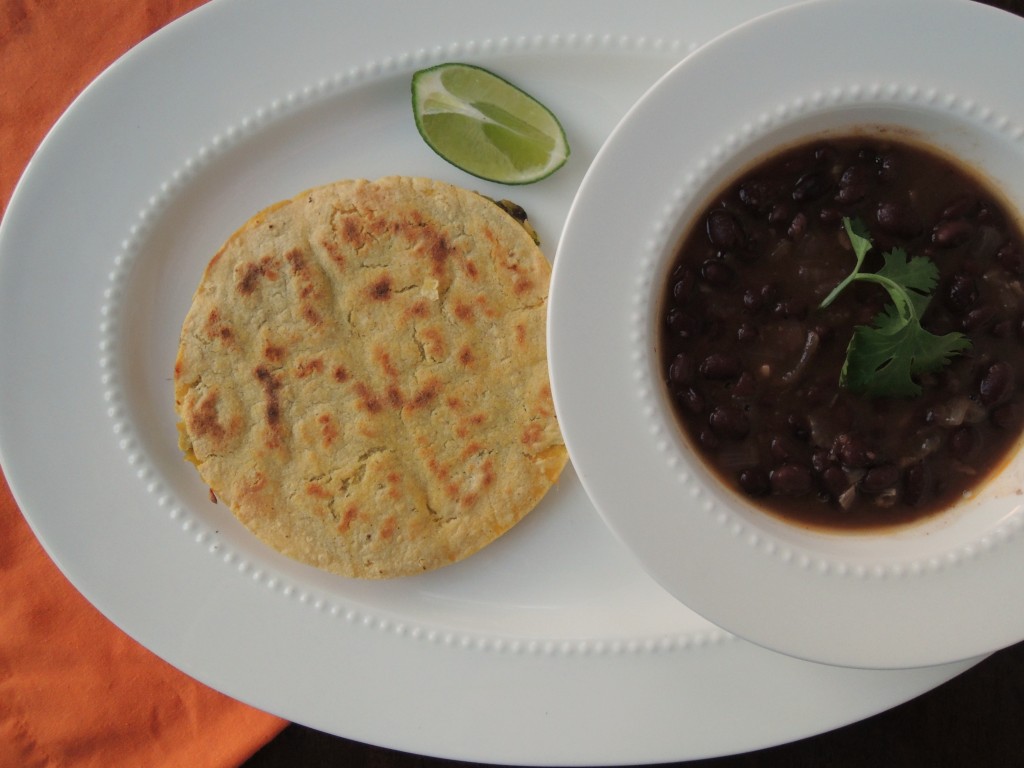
412,63,570,185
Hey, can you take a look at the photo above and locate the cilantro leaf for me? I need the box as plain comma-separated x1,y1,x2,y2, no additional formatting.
841,302,973,397
820,217,971,398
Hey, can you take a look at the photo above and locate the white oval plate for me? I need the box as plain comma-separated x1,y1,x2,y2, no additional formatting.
0,0,985,763
551,0,1024,671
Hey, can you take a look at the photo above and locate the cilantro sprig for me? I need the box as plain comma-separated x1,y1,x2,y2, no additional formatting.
818,217,971,398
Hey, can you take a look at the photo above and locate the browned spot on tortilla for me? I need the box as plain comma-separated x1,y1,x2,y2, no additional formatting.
405,300,430,321
302,306,322,326
187,391,226,441
305,482,331,499
320,237,347,269
263,342,286,363
474,295,498,319
337,214,366,252
295,357,324,378
385,472,402,501
354,382,383,414
380,516,397,540
461,441,484,461
481,458,495,488
285,247,306,274
237,263,263,295
369,276,392,301
453,301,474,322
521,423,543,446
317,413,338,447
409,379,439,410
374,347,399,378
515,323,527,347
332,365,350,383
535,384,555,417
338,505,359,533
255,366,283,428
457,346,474,366
428,233,452,277
236,255,280,295
420,327,446,359
386,386,404,408
513,277,535,295
455,412,487,439
204,309,233,343
464,259,479,280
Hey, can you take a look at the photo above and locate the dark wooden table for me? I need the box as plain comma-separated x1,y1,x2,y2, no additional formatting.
247,1,1024,762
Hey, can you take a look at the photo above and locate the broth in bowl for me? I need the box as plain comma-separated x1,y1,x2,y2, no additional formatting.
659,132,1024,530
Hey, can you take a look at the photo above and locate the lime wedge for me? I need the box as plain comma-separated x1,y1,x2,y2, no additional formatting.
411,63,570,185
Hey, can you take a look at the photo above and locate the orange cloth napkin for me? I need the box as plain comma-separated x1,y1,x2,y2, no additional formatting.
0,1,287,765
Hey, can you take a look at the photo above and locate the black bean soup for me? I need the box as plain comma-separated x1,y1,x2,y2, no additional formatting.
660,132,1024,530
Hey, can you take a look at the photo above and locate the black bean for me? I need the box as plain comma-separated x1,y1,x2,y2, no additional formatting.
997,242,1023,275
832,433,878,467
787,212,808,240
811,449,833,473
792,171,830,202
768,202,792,226
706,210,746,250
992,402,1022,430
736,322,759,342
875,200,922,237
835,165,869,204
700,259,734,286
699,353,742,380
860,463,900,495
944,274,978,315
877,153,899,184
667,308,703,338
931,219,974,248
732,371,757,398
698,428,719,449
709,405,750,438
976,203,1001,225
738,467,771,497
941,194,977,220
992,319,1013,339
672,269,696,300
818,207,842,224
770,464,813,496
742,289,763,313
820,465,850,499
668,353,695,386
772,300,807,319
903,463,929,507
979,361,1014,406
770,434,797,462
949,426,977,460
788,413,811,441
681,387,705,414
738,180,777,211
962,306,995,333
813,145,837,164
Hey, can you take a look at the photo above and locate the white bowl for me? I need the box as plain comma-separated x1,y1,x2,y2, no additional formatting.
549,0,1024,669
